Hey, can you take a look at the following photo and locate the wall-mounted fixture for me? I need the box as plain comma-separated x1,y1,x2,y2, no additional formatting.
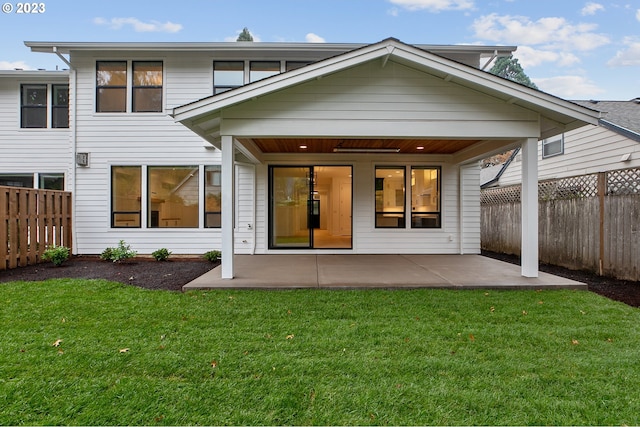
620,153,632,162
76,152,89,167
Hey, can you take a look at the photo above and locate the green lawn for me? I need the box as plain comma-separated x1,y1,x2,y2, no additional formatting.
1,279,639,426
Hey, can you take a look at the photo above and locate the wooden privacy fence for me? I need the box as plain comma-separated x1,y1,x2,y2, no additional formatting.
481,167,640,281
1,186,72,270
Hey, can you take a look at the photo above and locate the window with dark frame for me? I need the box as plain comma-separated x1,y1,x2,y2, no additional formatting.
204,165,222,228
410,167,441,228
249,61,280,82
20,84,47,128
96,61,127,112
132,61,163,112
148,166,199,228
111,166,142,228
375,166,406,228
213,61,244,94
51,84,69,128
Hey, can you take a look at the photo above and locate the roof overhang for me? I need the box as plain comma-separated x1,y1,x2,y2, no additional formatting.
173,38,599,151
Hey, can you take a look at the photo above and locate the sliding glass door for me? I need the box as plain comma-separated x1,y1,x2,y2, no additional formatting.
269,166,352,249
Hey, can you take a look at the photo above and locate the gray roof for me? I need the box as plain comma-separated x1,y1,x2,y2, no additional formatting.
572,99,640,135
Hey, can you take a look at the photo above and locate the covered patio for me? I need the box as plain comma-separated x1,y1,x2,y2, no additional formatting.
183,254,585,290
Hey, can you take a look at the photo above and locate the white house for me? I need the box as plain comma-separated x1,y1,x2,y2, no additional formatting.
483,99,640,187
1,38,601,279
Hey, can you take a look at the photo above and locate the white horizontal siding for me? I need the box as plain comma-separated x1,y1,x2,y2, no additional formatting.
70,52,225,254
499,125,640,185
0,74,70,180
251,158,476,255
221,60,539,139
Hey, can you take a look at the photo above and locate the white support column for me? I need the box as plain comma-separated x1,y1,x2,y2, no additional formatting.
521,137,539,277
221,135,235,279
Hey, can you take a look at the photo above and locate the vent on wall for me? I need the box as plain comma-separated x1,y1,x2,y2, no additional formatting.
76,152,89,167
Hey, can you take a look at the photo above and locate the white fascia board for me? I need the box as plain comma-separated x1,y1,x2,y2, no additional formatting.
387,45,601,126
0,70,69,77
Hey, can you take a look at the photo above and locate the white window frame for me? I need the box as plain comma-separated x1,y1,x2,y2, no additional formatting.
542,134,564,158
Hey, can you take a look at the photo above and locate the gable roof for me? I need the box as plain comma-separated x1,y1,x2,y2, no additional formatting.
173,38,600,144
573,99,640,141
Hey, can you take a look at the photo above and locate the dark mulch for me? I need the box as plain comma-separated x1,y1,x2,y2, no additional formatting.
1,253,639,308
0,256,219,292
482,250,640,308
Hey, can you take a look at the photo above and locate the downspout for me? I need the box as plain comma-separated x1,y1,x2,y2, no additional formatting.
250,164,256,255
54,47,78,255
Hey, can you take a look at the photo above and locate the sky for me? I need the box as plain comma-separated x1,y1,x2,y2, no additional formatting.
0,0,638,100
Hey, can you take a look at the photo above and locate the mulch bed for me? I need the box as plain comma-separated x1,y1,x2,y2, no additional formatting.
1,253,639,308
482,251,640,308
0,256,219,292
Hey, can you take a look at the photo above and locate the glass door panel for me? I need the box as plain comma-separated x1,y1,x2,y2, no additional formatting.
271,167,311,248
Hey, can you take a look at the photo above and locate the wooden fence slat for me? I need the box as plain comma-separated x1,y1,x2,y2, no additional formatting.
482,168,640,282
0,186,72,271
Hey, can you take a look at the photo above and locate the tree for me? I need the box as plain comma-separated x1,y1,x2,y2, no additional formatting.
489,55,538,89
237,27,254,42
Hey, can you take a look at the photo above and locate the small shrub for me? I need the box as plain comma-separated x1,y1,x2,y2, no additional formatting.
41,245,70,266
152,248,172,261
99,247,113,261
203,250,221,262
101,240,137,263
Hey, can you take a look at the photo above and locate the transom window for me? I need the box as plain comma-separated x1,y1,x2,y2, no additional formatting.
20,84,68,128
96,61,163,113
213,61,244,94
249,61,280,83
0,173,64,189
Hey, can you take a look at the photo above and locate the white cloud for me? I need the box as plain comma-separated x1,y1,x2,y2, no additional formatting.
0,60,33,70
305,33,326,43
388,7,399,17
533,75,604,98
388,0,474,12
94,17,182,33
472,13,610,51
515,46,580,68
607,38,640,67
581,2,604,16
637,9,640,22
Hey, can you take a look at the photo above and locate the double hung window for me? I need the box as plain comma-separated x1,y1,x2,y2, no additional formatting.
96,61,163,112
20,84,69,129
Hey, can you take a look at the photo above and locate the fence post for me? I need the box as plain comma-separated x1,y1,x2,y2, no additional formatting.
597,172,606,276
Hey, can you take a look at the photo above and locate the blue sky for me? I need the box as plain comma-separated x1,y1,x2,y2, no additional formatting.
1,0,638,100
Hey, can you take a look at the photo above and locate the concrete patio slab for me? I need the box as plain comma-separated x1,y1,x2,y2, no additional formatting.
183,254,586,290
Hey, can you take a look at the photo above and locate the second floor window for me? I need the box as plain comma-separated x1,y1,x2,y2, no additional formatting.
21,84,69,128
97,61,163,113
214,61,244,94
96,61,127,112
21,84,47,128
133,61,163,112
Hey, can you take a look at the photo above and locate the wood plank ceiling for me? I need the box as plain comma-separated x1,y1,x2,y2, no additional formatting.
246,138,481,154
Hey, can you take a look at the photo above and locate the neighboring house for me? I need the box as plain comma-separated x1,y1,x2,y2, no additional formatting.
1,38,600,279
0,70,70,189
483,99,640,187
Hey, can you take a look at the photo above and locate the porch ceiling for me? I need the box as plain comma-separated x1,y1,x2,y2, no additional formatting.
243,138,482,154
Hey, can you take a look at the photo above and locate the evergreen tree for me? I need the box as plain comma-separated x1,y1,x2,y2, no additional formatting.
237,27,254,42
489,56,538,89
